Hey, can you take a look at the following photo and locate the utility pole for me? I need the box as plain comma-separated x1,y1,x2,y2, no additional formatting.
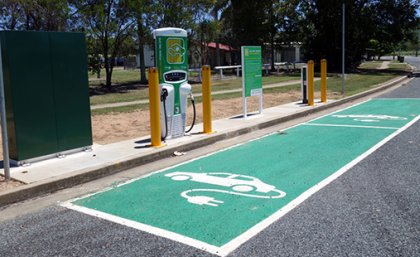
342,3,345,95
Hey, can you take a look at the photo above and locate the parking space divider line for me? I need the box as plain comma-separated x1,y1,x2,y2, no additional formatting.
303,123,400,130
61,202,224,256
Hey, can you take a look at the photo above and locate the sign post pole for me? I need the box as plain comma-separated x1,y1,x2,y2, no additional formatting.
0,39,10,180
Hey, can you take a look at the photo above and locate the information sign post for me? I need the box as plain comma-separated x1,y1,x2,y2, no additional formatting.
241,46,262,118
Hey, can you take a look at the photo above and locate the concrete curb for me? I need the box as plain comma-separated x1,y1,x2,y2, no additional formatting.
0,75,411,207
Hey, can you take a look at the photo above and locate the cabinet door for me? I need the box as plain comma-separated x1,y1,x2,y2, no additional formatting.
1,31,58,160
49,32,92,152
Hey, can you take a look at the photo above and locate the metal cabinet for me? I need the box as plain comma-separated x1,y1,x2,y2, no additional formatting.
0,31,92,162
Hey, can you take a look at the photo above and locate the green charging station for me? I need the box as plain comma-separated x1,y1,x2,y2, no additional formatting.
153,27,195,139
0,31,92,164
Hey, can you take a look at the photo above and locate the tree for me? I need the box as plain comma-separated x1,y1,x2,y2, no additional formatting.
71,0,135,89
126,0,156,84
196,20,217,65
0,0,70,31
229,0,272,47
0,0,22,30
372,0,419,58
299,0,418,71
210,0,230,67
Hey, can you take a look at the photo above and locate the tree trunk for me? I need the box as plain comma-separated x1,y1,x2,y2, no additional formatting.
270,35,275,72
104,55,113,88
216,39,221,67
137,17,148,84
104,59,111,88
270,4,275,72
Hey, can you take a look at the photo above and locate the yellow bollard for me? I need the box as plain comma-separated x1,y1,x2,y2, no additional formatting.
307,60,314,106
321,59,327,102
202,65,213,133
148,67,162,147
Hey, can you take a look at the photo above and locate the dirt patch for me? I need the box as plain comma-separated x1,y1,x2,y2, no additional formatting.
0,177,24,190
92,90,339,144
92,91,304,144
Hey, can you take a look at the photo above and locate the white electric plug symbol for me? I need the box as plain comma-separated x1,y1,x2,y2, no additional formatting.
186,196,224,207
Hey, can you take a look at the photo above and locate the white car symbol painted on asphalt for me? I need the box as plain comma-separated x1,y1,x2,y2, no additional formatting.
165,172,276,193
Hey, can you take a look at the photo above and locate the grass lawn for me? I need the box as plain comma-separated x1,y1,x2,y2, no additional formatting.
314,73,398,97
90,73,300,106
192,73,300,94
89,68,142,87
358,61,383,69
387,62,411,71
91,72,401,115
397,51,419,56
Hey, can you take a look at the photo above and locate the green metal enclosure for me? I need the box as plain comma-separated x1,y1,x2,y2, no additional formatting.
0,31,92,162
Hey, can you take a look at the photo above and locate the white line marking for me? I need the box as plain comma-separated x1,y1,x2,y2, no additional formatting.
61,202,226,256
375,98,420,100
218,114,420,255
307,99,371,123
303,123,399,130
60,99,420,257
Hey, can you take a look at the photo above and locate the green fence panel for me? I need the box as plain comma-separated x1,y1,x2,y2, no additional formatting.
49,32,92,152
0,31,92,162
1,31,58,160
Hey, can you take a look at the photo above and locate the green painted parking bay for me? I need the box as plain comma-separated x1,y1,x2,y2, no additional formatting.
63,98,420,256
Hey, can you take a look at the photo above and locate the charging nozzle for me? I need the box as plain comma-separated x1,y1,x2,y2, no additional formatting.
185,92,196,133
161,88,169,141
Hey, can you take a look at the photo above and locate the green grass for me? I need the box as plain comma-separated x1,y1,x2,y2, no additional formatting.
314,73,398,97
91,72,400,115
90,74,300,106
397,51,419,56
387,62,411,71
358,61,383,69
90,90,148,105
91,103,148,115
192,74,300,94
89,68,142,87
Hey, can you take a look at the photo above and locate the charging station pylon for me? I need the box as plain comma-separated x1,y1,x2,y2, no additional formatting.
153,27,195,140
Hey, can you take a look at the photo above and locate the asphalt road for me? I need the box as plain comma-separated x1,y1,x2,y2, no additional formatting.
0,58,419,257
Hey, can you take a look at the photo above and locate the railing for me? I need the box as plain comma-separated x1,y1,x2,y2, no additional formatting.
214,65,242,79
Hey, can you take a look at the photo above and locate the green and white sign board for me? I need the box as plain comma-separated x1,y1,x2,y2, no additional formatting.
241,46,263,117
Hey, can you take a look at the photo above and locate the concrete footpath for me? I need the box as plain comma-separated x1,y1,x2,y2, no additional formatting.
0,75,411,207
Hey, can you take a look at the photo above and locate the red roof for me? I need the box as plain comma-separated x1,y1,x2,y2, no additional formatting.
206,42,235,51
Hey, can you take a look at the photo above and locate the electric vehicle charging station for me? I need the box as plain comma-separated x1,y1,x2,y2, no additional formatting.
301,66,308,104
153,27,195,140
